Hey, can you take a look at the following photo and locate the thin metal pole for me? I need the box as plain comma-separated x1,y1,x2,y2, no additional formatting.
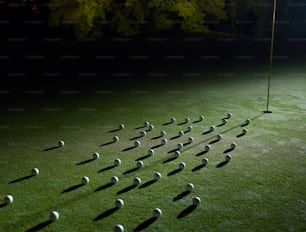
265,0,277,113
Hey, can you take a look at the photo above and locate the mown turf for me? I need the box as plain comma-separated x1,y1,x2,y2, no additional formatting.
0,61,306,231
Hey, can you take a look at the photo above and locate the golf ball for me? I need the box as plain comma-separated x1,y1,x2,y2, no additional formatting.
217,134,223,141
32,168,39,176
161,138,167,145
135,140,141,147
148,149,154,156
149,125,154,131
205,145,211,152
133,177,141,186
93,152,100,159
137,160,144,168
140,131,146,137
242,128,248,134
186,183,194,192
192,197,201,206
222,118,228,124
58,140,64,147
153,208,162,218
115,199,124,208
225,154,232,161
144,121,150,127
113,136,119,142
4,195,13,204
49,211,59,221
210,126,215,132
184,117,190,123
82,176,89,184
177,143,184,149
170,117,176,123
202,158,209,165
111,176,119,184
230,143,237,149
179,162,186,169
174,151,181,158
153,172,161,180
114,224,124,232
178,130,184,136
199,115,205,121
114,158,121,166
160,130,166,136
188,137,194,144
227,113,232,119
119,124,125,129
187,126,193,132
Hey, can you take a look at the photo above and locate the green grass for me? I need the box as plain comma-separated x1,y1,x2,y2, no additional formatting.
1,62,306,231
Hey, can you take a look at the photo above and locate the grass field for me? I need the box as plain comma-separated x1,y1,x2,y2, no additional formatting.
1,59,306,231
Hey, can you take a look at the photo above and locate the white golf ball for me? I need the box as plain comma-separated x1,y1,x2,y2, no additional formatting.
161,138,167,145
113,136,119,142
179,162,186,169
230,143,237,149
93,152,100,159
111,176,119,184
227,113,232,119
187,126,193,132
192,197,201,206
133,177,141,186
4,195,13,204
225,154,232,161
202,158,209,165
114,224,124,232
149,125,154,131
222,118,228,124
188,137,194,144
32,168,39,176
148,149,154,156
217,134,223,140
153,208,162,218
49,211,59,221
242,128,248,134
160,130,166,137
144,121,150,127
178,130,184,136
170,117,176,123
135,140,141,147
186,183,194,192
205,145,211,152
137,160,144,168
184,117,190,123
177,143,184,149
174,151,181,158
114,158,121,166
153,172,161,180
58,140,64,147
140,131,146,137
119,124,125,129
210,126,215,132
199,115,205,121
82,176,89,184
115,199,124,208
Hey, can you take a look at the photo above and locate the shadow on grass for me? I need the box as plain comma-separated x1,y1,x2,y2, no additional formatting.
108,128,121,133
42,146,60,151
100,141,115,146
216,121,226,127
122,145,137,152
202,130,213,135
177,205,197,219
93,207,119,221
170,135,181,140
167,168,183,176
26,220,53,232
98,164,116,173
162,121,173,126
135,125,146,130
123,167,140,175
151,135,162,140
95,182,114,192
167,148,179,154
139,179,157,189
177,121,188,126
117,184,137,195
130,135,143,141
151,143,163,149
62,183,84,193
209,138,220,145
134,217,157,232
9,174,35,184
192,164,207,172
135,154,151,161
223,147,235,154
195,150,209,157
236,132,246,138
216,160,229,168
0,203,8,208
192,119,202,124
163,156,178,164
173,191,190,201
76,158,95,166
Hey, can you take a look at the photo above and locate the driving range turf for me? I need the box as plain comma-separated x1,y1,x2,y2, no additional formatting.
1,60,306,231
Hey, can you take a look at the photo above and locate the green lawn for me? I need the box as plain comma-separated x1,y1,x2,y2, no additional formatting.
0,61,306,231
